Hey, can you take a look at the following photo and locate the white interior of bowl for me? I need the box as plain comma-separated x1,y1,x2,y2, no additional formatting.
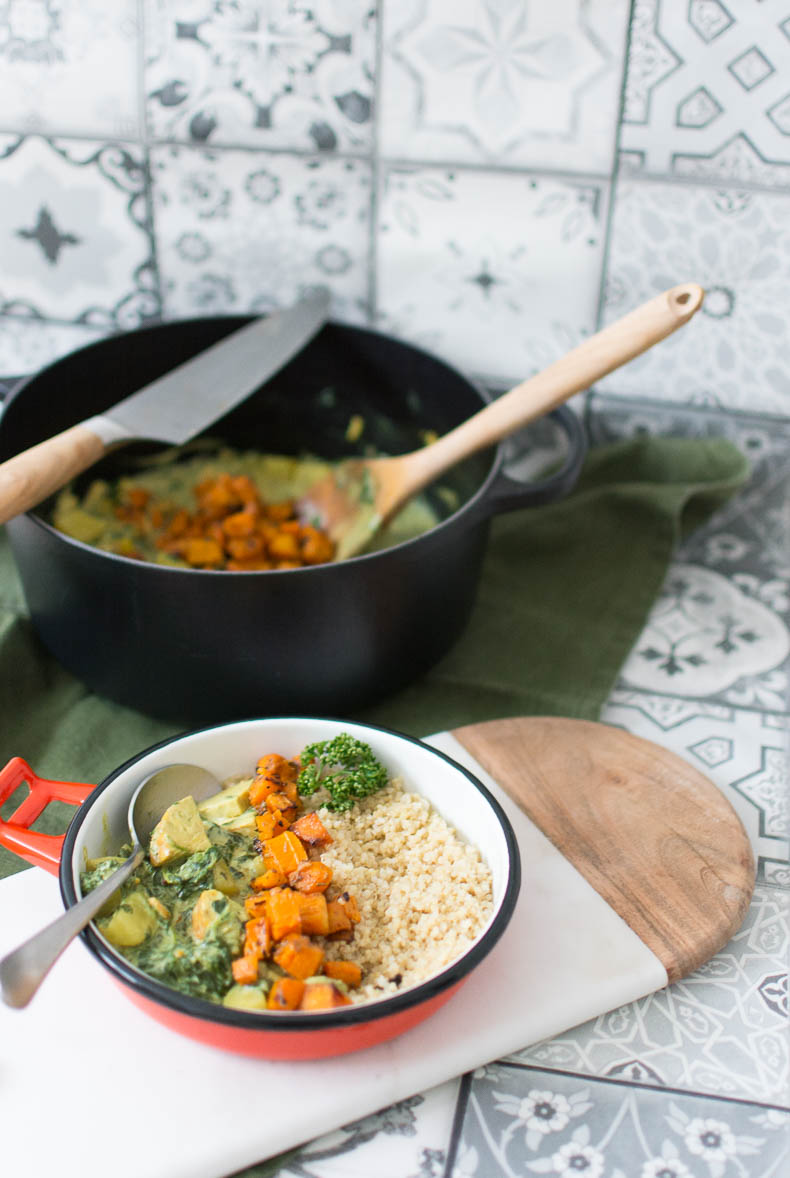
70,718,515,973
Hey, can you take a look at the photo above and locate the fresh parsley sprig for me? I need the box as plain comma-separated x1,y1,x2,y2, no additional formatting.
298,733,388,812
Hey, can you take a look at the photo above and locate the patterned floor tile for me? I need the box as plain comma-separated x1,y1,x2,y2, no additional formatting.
0,134,159,330
450,1062,789,1177
0,319,109,383
144,0,375,153
587,398,790,716
620,0,790,188
379,0,631,175
376,165,609,386
598,179,790,414
150,144,372,322
0,1,140,139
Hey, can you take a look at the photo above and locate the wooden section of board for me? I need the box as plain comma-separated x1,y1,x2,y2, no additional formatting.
452,716,755,983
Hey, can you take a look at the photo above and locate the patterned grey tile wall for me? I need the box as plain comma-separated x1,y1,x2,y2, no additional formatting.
151,145,372,321
0,134,158,329
378,0,631,174
375,166,610,384
621,0,790,188
0,1,140,139
597,181,790,414
143,0,376,153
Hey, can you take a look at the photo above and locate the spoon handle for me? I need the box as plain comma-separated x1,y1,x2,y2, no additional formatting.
0,848,143,1009
403,283,704,487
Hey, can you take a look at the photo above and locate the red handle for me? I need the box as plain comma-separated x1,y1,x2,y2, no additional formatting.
0,757,95,876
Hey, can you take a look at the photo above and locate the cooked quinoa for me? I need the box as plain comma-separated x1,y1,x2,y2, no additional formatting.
315,780,494,1004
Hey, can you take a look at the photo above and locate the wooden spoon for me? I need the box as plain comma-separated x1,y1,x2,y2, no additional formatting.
297,284,705,560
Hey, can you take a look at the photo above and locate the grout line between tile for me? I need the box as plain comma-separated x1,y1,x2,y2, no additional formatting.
492,1061,790,1113
593,0,635,333
443,1071,473,1178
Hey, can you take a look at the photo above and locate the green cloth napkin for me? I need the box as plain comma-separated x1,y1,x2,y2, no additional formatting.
0,436,749,882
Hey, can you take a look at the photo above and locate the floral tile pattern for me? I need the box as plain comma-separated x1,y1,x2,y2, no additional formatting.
379,0,631,175
376,165,609,386
0,0,140,139
586,397,790,714
598,180,790,414
150,145,371,321
450,1062,789,1177
0,134,159,330
621,0,790,188
144,0,375,153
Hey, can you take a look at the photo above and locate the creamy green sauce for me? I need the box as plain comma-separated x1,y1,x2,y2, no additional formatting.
82,815,264,1004
52,447,443,565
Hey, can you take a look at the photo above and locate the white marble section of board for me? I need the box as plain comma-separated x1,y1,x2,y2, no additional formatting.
0,738,668,1178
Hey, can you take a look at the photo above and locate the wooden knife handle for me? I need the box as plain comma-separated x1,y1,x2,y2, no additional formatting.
0,424,108,526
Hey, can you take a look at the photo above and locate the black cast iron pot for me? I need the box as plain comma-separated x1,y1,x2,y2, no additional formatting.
0,318,586,724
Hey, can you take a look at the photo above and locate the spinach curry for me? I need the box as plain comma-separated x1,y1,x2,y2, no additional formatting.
81,737,386,1013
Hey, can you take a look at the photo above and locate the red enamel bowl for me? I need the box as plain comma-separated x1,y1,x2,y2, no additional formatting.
0,716,520,1059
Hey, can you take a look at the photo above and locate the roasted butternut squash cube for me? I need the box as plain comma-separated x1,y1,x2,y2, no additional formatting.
324,959,362,988
288,860,333,894
267,977,305,1010
267,887,303,941
298,892,329,936
290,812,333,848
273,934,325,980
299,981,352,1010
262,830,308,876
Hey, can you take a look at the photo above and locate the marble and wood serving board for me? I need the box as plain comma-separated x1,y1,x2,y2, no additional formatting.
0,718,755,1178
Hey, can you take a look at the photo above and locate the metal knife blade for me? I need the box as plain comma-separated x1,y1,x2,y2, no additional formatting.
86,288,330,447
0,290,330,526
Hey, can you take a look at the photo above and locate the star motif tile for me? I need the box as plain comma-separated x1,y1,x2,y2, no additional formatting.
379,0,631,174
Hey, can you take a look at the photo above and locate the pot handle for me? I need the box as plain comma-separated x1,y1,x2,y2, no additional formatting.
467,403,587,522
0,758,95,876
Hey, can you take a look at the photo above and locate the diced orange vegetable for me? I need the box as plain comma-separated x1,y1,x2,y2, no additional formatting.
299,981,352,1010
324,960,362,988
221,508,258,537
249,777,279,809
231,954,260,985
265,791,297,820
326,899,351,935
337,892,361,924
244,894,268,918
263,830,308,876
251,868,286,891
183,537,224,566
297,892,329,936
273,934,325,980
288,860,333,894
256,754,299,783
267,977,305,1010
244,915,271,958
256,810,290,839
268,532,300,560
290,812,333,848
267,887,303,941
327,927,355,943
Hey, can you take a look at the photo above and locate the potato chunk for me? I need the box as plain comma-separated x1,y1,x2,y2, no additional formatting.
148,795,211,866
100,891,158,948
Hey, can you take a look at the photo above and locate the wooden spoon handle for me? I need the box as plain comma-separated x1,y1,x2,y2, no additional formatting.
404,283,704,486
0,423,108,526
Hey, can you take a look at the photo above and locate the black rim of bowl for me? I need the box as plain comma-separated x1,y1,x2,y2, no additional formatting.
60,717,522,1033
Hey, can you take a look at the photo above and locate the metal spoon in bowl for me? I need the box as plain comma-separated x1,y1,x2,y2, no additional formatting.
0,762,220,1009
